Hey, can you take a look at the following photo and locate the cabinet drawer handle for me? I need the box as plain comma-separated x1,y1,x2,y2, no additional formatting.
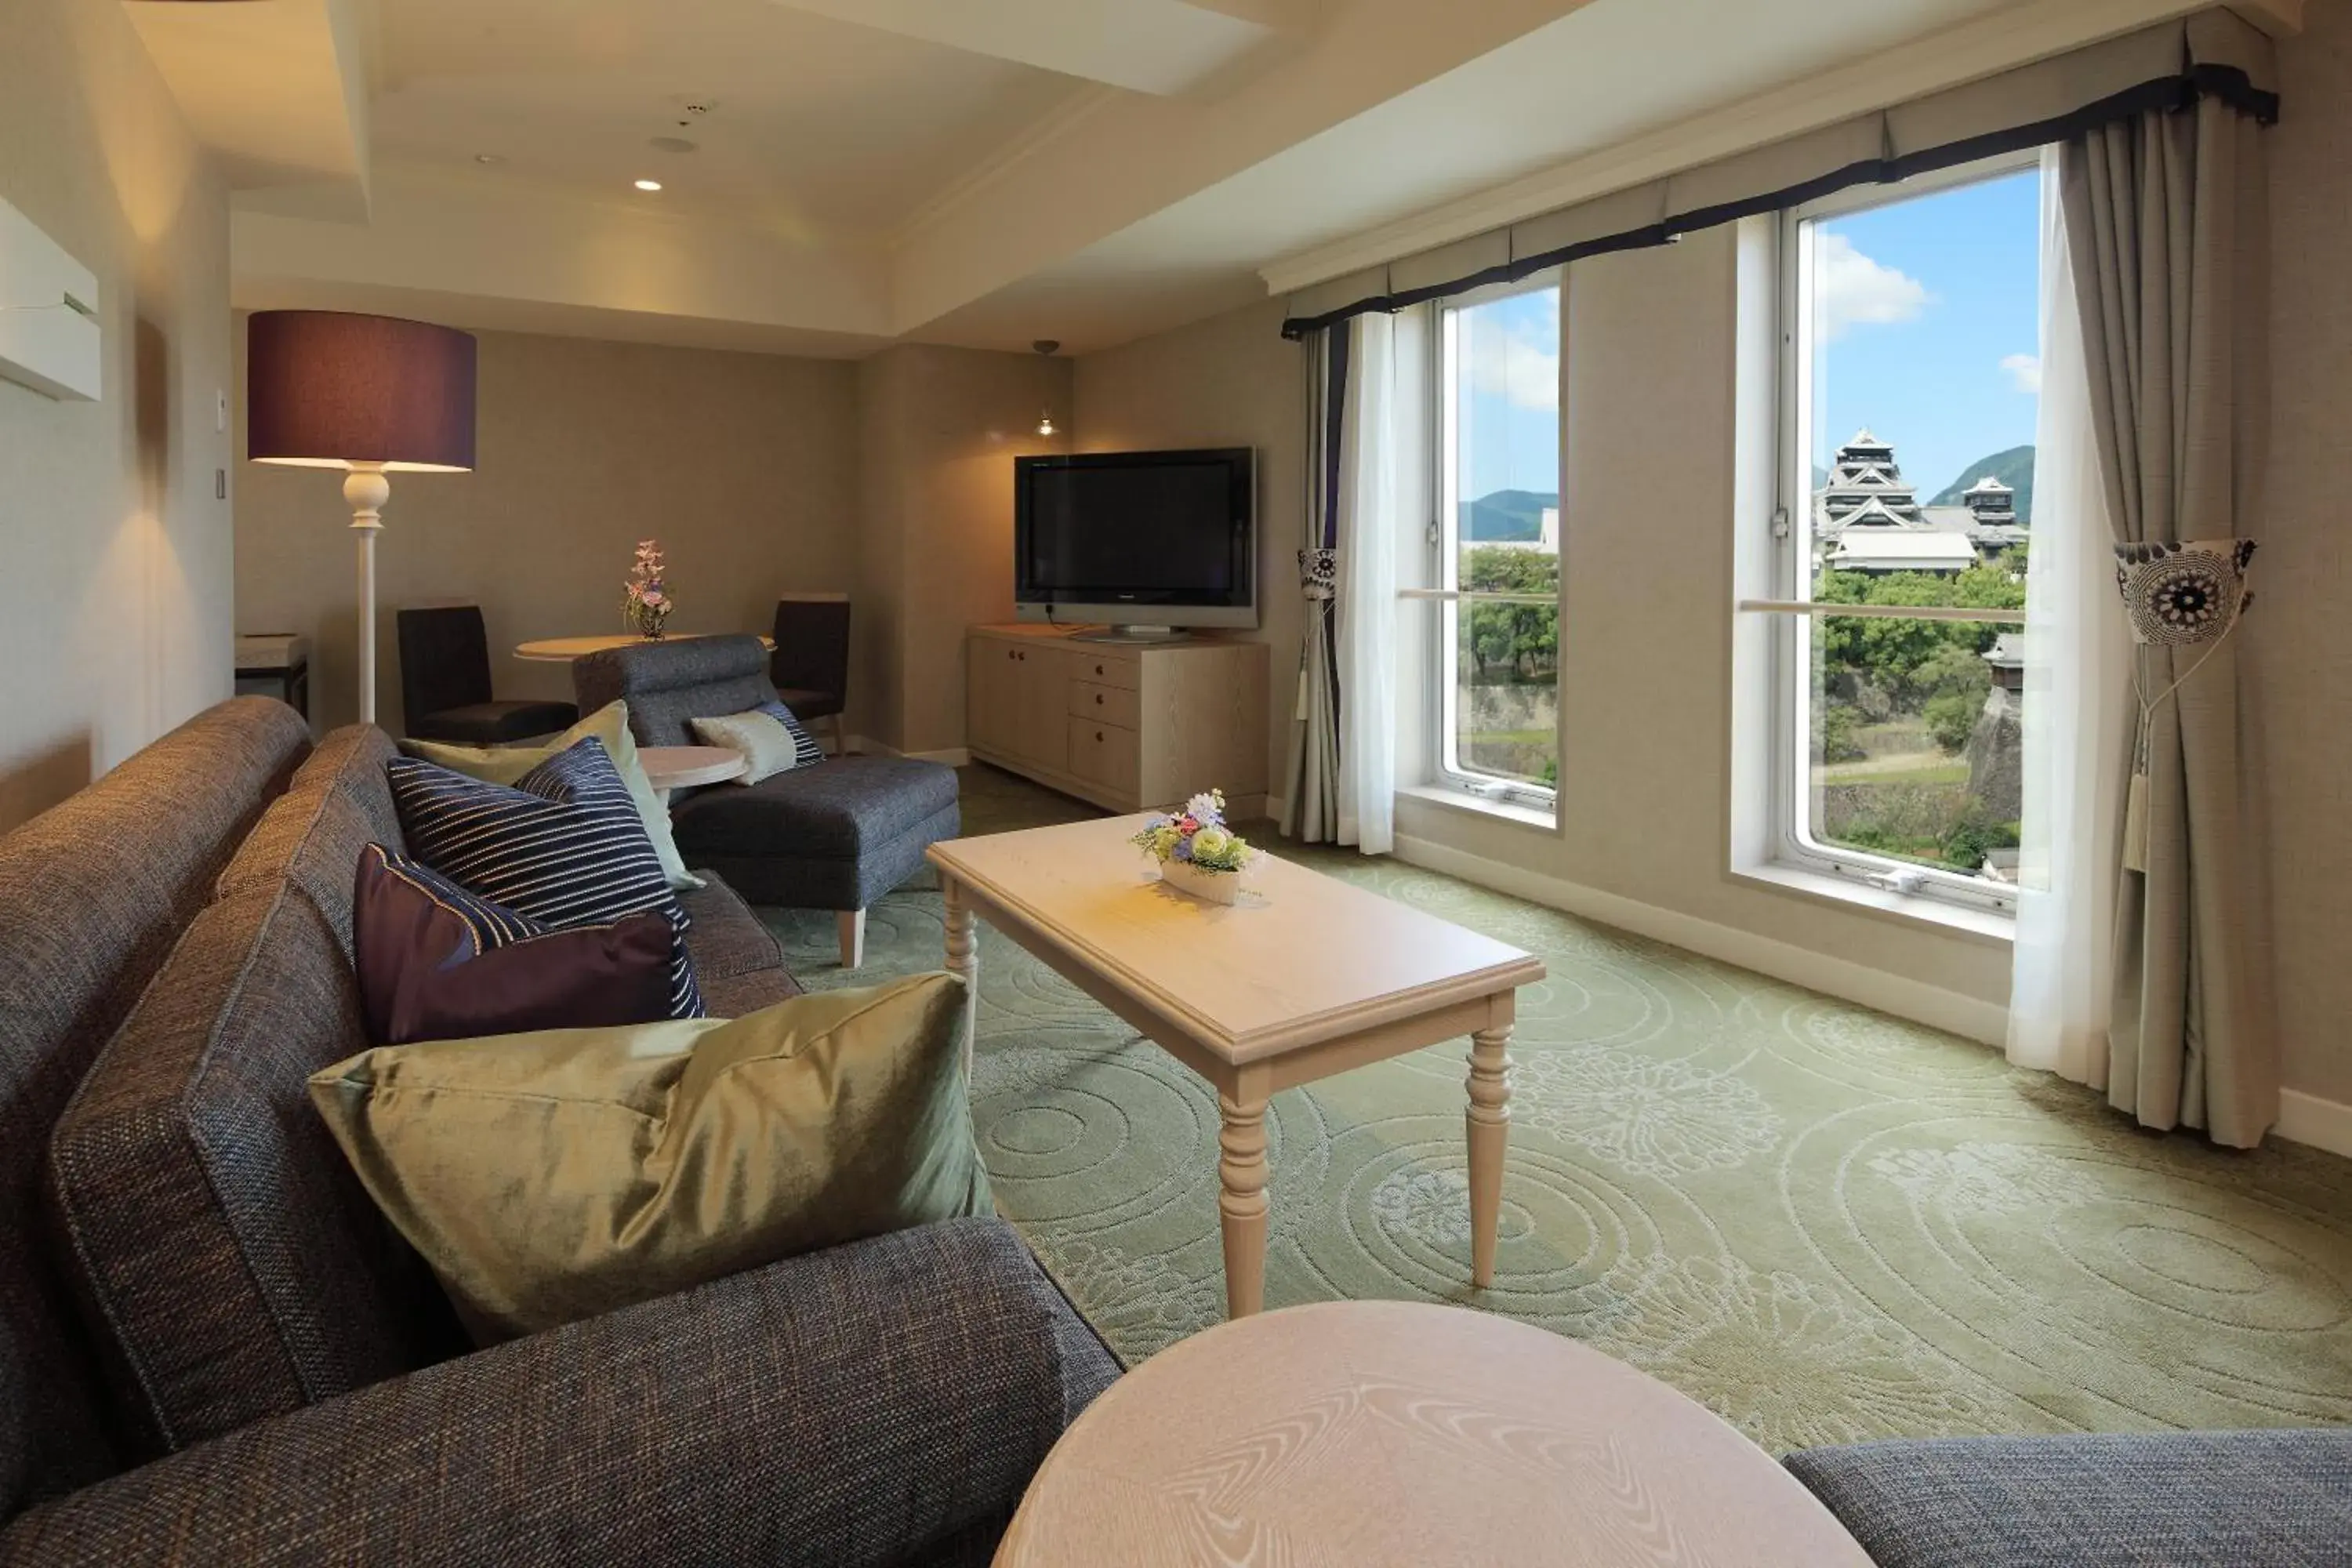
1094,664,1105,676
1096,731,1105,742
1094,693,1103,705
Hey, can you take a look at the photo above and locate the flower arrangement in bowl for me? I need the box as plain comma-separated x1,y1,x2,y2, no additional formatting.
623,539,673,638
1133,790,1260,906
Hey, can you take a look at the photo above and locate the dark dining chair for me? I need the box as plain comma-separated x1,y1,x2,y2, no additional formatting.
397,605,579,744
770,595,851,753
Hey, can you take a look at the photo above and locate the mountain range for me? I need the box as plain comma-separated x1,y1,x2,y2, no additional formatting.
1461,488,1556,542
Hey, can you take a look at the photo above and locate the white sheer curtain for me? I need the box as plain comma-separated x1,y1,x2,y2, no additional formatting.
1334,313,1400,855
2006,147,2129,1083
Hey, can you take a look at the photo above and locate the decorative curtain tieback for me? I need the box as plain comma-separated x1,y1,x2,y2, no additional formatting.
1298,546,1338,601
2112,539,2256,872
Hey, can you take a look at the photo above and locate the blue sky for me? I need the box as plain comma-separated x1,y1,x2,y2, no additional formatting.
1452,164,2042,506
1810,166,2042,499
1454,285,1562,500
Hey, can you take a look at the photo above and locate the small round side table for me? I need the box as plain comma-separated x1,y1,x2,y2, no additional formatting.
637,745,746,803
996,1300,1871,1567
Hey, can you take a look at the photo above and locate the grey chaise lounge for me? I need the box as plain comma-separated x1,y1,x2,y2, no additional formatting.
575,633,960,967
1784,1428,2352,1566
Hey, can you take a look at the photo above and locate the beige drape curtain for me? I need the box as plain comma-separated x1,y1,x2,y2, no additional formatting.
2061,93,2275,1146
1282,327,1343,842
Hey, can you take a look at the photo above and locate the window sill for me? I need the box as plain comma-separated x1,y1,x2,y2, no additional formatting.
1398,782,1559,833
1730,860,2014,946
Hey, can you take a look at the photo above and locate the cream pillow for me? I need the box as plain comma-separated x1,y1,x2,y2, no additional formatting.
309,972,986,1341
688,704,818,787
403,701,702,891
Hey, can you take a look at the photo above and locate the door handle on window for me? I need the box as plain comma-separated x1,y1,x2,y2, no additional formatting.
1867,867,1929,896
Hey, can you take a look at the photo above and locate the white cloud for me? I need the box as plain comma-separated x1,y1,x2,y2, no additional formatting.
1817,233,1931,339
2000,352,2042,394
1471,332,1559,412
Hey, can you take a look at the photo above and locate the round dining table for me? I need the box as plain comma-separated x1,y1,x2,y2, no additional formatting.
514,633,775,662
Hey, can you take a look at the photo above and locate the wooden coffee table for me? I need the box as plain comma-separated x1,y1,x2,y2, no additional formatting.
927,815,1544,1319
995,1301,1873,1566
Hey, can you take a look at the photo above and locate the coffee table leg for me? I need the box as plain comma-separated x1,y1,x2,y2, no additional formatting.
942,877,979,1080
1466,1024,1513,1289
1218,1090,1269,1318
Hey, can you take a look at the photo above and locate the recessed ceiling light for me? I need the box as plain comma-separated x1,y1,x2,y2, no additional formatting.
474,154,505,165
633,179,664,193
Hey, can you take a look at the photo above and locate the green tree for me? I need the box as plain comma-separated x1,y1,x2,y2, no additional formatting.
1815,701,1865,764
1460,546,1559,684
1813,564,2024,691
1907,641,1991,707
1924,691,1981,753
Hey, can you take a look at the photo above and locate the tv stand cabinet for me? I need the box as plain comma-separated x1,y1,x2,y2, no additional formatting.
966,625,1269,817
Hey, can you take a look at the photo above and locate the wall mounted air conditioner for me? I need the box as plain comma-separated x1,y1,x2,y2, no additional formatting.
0,196,101,402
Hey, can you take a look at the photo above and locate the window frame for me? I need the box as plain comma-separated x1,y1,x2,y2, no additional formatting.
1769,151,2042,916
1426,270,1564,815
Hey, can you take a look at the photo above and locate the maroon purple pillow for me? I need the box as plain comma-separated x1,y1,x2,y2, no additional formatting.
354,844,677,1046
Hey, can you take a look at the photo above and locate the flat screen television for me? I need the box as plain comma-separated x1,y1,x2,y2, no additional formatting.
1014,448,1256,639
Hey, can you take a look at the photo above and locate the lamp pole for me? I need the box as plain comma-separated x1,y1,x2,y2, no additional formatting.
343,462,390,724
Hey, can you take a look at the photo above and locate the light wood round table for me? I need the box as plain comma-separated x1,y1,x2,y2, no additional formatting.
514,633,775,662
996,1301,1871,1568
636,745,746,802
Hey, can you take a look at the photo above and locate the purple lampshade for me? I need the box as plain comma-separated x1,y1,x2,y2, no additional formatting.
246,311,477,472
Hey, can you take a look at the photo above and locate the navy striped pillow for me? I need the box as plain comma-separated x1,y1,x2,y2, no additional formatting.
757,701,827,771
387,738,704,1018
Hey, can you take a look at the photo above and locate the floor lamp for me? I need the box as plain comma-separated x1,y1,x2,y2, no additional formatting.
245,311,477,725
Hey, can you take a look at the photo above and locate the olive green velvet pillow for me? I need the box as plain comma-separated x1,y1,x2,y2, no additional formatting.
310,972,987,1341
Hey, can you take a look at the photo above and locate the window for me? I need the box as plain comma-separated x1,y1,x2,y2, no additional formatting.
1432,276,1562,808
1767,157,2041,913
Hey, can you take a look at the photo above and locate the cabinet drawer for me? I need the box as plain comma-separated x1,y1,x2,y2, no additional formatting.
1067,650,1140,691
1068,679,1141,729
1066,716,1140,799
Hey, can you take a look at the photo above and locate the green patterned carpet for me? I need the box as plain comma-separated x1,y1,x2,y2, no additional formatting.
761,764,2352,1454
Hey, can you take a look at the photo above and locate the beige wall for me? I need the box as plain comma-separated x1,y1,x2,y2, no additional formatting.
234,326,859,735
853,343,1071,756
0,0,233,832
1073,299,1303,779
2257,2,2352,1107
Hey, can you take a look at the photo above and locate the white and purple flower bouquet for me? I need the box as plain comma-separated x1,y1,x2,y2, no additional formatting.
623,539,673,638
1132,790,1255,876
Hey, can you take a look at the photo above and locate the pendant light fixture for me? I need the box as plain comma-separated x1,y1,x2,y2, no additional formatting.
1033,339,1060,437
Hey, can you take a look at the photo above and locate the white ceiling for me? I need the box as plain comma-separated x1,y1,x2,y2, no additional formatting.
129,0,2268,358
906,0,2187,349
372,0,1087,235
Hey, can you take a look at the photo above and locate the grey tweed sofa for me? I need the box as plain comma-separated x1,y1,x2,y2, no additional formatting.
0,699,1117,1566
1784,1428,2352,1566
575,634,960,969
